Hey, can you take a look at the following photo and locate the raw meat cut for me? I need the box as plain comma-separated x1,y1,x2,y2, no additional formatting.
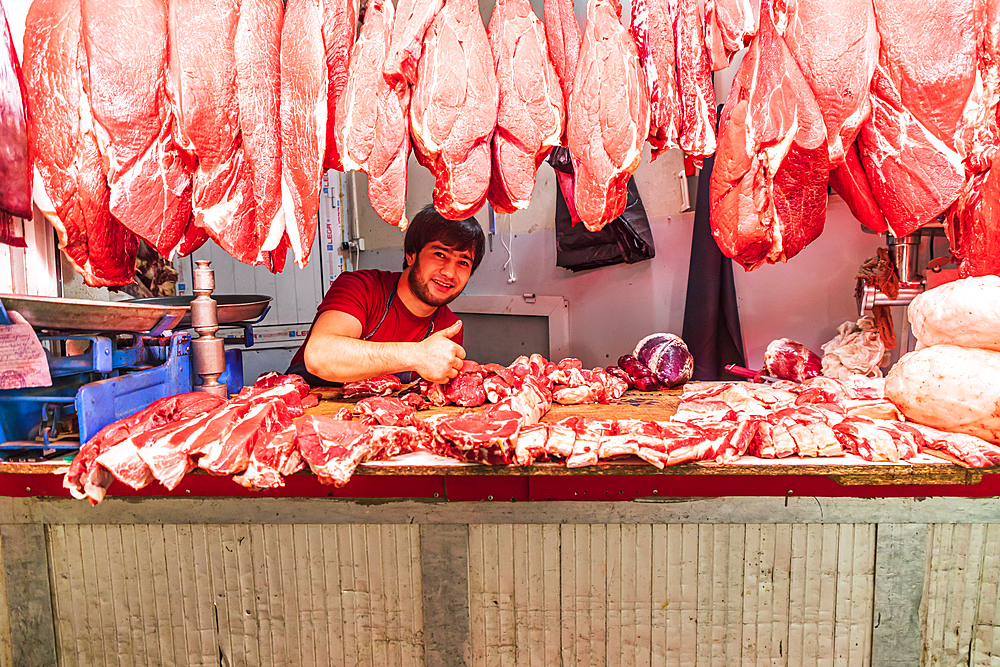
567,0,649,231
828,143,889,232
233,423,304,490
23,0,138,286
782,0,878,165
426,410,522,464
336,0,411,228
907,276,1000,351
80,0,194,258
709,0,829,270
171,0,262,266
544,0,581,115
764,339,821,383
280,0,326,267
342,374,403,398
0,0,31,246
296,416,381,485
409,0,499,219
703,0,755,71
946,167,1000,277
487,0,565,213
236,0,288,262
353,396,416,426
384,0,444,85
629,0,681,156
671,0,716,160
955,0,1000,172
857,67,965,238
872,0,980,151
899,422,1000,468
321,0,357,171
885,344,1000,444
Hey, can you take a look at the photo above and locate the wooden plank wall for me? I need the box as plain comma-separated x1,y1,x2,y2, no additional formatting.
44,524,423,667
468,524,876,667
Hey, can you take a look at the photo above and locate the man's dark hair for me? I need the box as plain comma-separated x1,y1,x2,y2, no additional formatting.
402,204,487,273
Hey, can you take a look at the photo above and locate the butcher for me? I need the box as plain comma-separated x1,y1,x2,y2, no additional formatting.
286,205,486,385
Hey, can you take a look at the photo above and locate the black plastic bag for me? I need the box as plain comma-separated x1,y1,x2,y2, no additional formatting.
549,147,655,272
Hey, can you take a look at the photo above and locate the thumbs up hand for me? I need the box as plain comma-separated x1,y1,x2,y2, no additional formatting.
414,320,465,384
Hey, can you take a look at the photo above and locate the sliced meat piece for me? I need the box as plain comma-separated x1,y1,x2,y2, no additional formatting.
782,0,878,165
233,423,303,490
429,410,522,464
708,0,829,270
23,0,138,286
828,142,889,232
671,0,716,160
704,0,755,71
764,338,821,383
544,0,581,115
487,0,565,213
567,0,649,231
514,422,548,465
236,0,288,261
857,67,965,238
337,0,410,228
296,416,381,485
353,395,416,426
280,0,326,267
342,374,403,398
630,0,681,155
171,0,262,266
321,0,357,171
443,373,487,407
409,0,499,219
81,0,193,258
384,0,444,85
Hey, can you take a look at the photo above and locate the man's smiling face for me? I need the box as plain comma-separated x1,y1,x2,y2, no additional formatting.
406,241,474,307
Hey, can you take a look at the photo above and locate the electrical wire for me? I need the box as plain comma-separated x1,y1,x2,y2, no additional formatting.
501,213,516,283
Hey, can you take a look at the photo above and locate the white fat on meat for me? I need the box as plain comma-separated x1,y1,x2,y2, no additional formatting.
908,276,1000,351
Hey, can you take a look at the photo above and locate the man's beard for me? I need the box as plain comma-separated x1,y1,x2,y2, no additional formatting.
408,256,459,308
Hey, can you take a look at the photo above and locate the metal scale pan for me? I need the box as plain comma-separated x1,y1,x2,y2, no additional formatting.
0,293,188,335
127,294,272,328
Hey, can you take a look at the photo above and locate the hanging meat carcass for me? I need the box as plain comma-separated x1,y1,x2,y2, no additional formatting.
322,0,357,171
0,0,32,249
23,0,138,285
80,0,200,259
384,0,444,85
543,0,581,117
709,0,829,270
409,0,499,220
336,0,411,228
828,143,889,232
630,0,681,156
486,0,565,214
703,0,755,71
567,0,649,231
671,0,716,161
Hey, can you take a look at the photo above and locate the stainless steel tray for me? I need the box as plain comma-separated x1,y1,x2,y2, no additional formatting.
0,294,188,334
127,294,272,327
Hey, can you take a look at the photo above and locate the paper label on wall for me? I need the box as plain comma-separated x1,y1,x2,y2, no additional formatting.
320,171,346,287
0,310,51,388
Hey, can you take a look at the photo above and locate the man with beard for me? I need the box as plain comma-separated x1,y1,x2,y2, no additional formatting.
286,205,486,385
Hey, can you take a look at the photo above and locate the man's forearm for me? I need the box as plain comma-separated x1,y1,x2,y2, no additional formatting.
302,334,419,384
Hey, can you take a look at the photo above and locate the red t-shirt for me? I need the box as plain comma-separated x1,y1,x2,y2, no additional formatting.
288,269,462,368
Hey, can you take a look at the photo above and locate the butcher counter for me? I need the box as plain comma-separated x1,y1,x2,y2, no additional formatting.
2,388,1000,667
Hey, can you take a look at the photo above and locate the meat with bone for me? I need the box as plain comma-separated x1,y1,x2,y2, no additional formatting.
353,396,417,426
336,0,410,228
831,416,916,462
630,0,681,156
885,344,1000,444
566,417,615,468
321,0,357,172
670,0,716,160
23,0,138,286
409,0,499,219
233,423,304,490
280,0,326,268
342,374,403,398
703,0,755,71
781,0,878,165
236,0,288,264
567,0,650,231
80,0,196,259
544,0,581,116
171,0,263,267
897,422,1000,468
946,170,1000,278
383,0,444,85
486,0,565,214
425,409,523,464
764,338,822,383
856,67,965,238
907,276,1000,351
296,416,380,485
709,0,829,270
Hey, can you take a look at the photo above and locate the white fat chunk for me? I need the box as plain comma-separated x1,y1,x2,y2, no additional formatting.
908,276,1000,351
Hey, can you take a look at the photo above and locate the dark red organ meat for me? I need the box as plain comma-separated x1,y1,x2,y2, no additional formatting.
630,0,681,156
81,0,195,259
764,339,822,383
782,0,878,166
23,0,138,286
567,0,649,231
337,0,410,228
708,0,829,270
409,0,498,220
487,0,565,214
